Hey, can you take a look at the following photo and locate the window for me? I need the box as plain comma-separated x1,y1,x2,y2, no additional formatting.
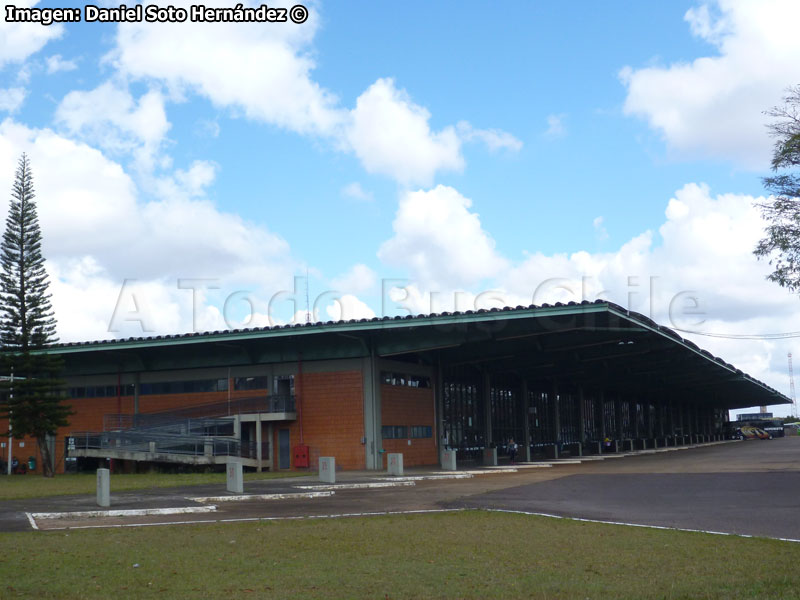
410,426,432,438
382,425,408,439
273,374,295,397
233,376,269,391
139,378,228,395
68,384,135,398
381,372,431,388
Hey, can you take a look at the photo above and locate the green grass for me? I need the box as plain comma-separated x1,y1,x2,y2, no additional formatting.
0,471,309,501
1,511,799,599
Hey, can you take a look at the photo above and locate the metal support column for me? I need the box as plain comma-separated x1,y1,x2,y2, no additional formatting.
267,423,274,470
598,390,606,445
435,357,446,463
522,379,531,462
133,373,140,415
615,394,623,451
578,385,586,449
483,371,492,449
255,415,262,472
552,380,560,458
578,385,586,456
362,348,382,470
669,399,675,442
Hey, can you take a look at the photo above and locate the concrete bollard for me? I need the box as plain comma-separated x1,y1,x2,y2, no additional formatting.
482,447,497,466
319,456,336,483
387,453,403,476
226,460,243,494
97,468,110,507
441,449,457,471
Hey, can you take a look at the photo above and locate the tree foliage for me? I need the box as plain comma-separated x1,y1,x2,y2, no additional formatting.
0,154,71,477
754,85,800,290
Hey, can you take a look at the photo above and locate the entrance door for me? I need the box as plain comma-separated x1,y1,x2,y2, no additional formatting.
279,429,290,469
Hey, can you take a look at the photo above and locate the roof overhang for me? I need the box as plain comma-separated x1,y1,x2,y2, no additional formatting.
42,300,789,411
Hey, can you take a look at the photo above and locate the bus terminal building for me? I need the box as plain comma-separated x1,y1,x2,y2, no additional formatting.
3,300,790,473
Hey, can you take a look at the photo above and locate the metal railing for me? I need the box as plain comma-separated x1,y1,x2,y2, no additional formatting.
69,430,268,460
103,394,296,432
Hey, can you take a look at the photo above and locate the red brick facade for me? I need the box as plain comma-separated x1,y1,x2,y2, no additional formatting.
380,383,437,467
276,370,365,471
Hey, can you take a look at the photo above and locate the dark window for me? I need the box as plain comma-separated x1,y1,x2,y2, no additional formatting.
381,372,431,388
382,426,408,439
68,384,134,398
139,378,228,396
234,376,269,391
410,426,432,438
273,375,295,397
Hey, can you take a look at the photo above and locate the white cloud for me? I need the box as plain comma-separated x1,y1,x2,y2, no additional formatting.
0,88,26,112
621,0,800,168
593,216,609,241
331,263,377,295
0,119,297,340
374,180,799,410
102,6,518,187
345,78,464,186
109,1,341,137
341,182,373,202
0,1,64,69
55,82,170,171
544,113,566,138
45,54,77,74
325,294,377,321
456,121,523,152
378,185,508,288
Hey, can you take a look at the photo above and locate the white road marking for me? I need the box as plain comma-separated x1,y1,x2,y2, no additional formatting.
294,482,416,491
192,491,334,503
484,509,800,544
29,506,217,521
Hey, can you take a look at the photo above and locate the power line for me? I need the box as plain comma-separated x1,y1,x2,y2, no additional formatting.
673,328,800,340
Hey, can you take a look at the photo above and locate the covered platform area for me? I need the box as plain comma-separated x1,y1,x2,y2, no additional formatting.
373,301,790,464
47,300,789,472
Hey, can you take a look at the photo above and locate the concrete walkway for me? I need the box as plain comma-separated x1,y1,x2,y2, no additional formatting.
4,438,799,541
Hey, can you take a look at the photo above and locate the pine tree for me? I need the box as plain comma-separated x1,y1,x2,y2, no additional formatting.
0,154,71,477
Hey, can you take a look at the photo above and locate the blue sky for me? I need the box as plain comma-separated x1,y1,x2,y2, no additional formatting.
2,0,800,414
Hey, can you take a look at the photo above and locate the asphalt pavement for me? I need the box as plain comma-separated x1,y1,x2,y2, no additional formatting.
3,437,800,540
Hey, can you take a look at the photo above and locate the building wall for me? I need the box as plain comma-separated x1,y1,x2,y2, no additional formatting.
275,369,365,471
380,383,437,467
4,362,366,474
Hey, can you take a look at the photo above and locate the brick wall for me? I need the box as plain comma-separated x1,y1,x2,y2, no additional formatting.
380,384,437,467
274,370,365,471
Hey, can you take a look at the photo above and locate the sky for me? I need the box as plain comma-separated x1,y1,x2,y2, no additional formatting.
1,0,800,416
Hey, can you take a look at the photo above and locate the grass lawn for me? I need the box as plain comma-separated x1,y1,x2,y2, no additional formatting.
0,471,309,501
1,510,799,599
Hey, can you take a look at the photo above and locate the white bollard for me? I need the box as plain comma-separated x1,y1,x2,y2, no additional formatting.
441,449,457,471
387,453,403,476
226,460,243,494
97,468,110,507
482,448,497,466
319,457,336,483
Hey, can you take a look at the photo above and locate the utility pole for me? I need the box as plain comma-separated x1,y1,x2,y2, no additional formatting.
789,353,797,418
5,371,12,475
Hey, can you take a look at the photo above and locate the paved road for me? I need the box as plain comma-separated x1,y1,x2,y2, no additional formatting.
3,437,800,540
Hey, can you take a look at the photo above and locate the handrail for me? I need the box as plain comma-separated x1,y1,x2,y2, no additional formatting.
103,394,295,431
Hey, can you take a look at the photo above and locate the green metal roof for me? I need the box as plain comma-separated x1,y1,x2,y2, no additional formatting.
46,300,789,410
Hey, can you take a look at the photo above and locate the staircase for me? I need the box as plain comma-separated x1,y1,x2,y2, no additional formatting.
68,395,296,469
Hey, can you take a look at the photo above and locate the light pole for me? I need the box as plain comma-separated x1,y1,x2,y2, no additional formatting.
5,371,12,476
